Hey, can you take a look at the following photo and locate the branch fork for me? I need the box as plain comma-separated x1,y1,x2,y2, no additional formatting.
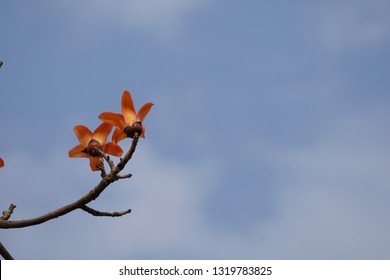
0,135,139,230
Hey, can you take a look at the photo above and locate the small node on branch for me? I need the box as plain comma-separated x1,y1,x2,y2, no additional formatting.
1,204,16,220
98,160,107,178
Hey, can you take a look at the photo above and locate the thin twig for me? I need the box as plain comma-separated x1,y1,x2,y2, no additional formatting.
96,149,115,171
80,205,131,217
117,173,132,180
1,204,16,220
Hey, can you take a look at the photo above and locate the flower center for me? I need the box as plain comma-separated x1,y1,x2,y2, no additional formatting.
85,139,102,157
124,121,142,138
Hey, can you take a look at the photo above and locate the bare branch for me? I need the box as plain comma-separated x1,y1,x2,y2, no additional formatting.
0,135,139,229
80,205,131,217
1,204,16,220
0,241,14,260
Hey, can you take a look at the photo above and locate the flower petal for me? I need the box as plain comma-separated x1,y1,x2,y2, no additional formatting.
99,112,127,130
122,90,137,125
73,125,92,147
102,142,123,157
89,157,101,171
92,122,112,145
0,157,4,168
112,127,127,144
137,102,154,122
140,126,146,138
68,144,88,158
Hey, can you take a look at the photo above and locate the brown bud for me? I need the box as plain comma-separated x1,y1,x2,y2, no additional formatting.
86,139,102,157
124,122,142,138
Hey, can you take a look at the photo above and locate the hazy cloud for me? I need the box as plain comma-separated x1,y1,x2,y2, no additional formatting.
50,0,210,44
304,0,390,56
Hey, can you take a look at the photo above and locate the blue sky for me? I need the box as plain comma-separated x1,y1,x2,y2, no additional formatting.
1,0,390,259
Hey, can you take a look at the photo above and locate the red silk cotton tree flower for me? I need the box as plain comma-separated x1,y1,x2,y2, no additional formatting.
0,157,4,168
99,90,154,143
68,122,123,171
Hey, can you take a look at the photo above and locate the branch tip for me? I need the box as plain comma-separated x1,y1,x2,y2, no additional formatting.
1,204,16,220
80,205,132,217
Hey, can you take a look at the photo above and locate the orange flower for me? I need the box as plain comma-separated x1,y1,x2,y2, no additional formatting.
0,157,4,168
68,122,123,171
99,90,154,143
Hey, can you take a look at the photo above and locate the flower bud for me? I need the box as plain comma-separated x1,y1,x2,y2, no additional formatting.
124,122,142,138
85,139,102,157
